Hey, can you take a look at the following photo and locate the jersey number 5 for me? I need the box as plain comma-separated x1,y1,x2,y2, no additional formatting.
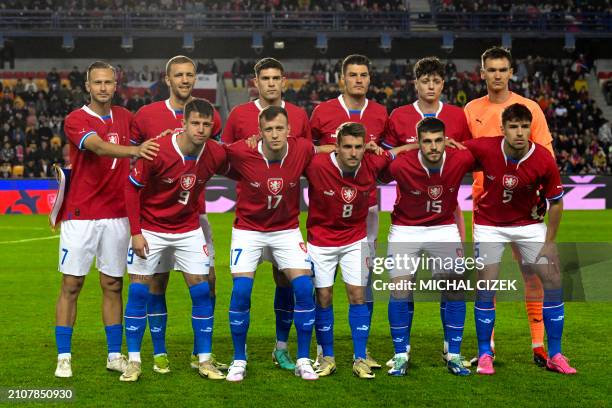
502,189,513,203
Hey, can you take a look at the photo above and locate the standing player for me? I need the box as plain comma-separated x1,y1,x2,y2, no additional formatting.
464,46,553,366
306,122,397,379
310,54,387,369
381,118,474,377
224,106,318,382
464,104,575,375
131,55,225,373
382,57,471,364
221,57,312,371
121,99,227,382
54,61,159,378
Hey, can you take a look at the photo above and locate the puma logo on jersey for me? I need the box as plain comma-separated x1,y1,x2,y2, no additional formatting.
410,190,421,196
250,181,261,188
486,175,496,181
289,182,297,187
162,177,174,183
476,119,483,124
324,190,335,196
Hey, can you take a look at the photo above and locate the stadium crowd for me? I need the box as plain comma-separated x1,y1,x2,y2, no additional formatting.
436,0,612,13
1,56,611,178
1,0,408,12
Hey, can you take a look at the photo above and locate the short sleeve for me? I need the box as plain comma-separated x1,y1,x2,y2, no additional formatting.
64,113,95,150
128,156,154,189
130,110,144,145
221,108,237,144
310,105,323,144
381,114,398,149
542,155,564,201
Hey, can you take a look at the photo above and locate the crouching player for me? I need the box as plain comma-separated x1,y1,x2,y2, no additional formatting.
120,99,228,381
306,122,397,379
224,105,318,381
464,103,576,375
381,117,475,376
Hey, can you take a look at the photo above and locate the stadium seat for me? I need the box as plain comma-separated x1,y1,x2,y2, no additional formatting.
11,165,24,178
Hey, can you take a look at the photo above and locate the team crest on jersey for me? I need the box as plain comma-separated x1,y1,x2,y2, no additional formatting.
107,132,119,144
180,174,196,190
427,185,443,200
341,186,357,203
502,174,519,190
267,178,283,195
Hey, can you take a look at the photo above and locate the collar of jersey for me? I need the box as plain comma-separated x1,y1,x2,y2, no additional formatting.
501,137,535,168
81,105,113,123
165,99,183,119
172,132,205,164
418,150,446,177
258,139,288,167
338,95,368,119
254,99,285,112
412,100,443,119
330,151,361,177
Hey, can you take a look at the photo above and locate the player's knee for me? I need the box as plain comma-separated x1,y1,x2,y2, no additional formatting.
100,276,122,295
61,276,84,299
291,275,314,306
315,288,333,308
149,273,168,294
127,282,150,306
346,288,365,305
273,267,291,287
189,281,210,305
230,277,254,311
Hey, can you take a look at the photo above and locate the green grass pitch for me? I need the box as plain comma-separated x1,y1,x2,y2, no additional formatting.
0,211,610,407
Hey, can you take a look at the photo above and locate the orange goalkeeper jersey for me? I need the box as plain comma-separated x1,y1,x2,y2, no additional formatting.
464,91,554,203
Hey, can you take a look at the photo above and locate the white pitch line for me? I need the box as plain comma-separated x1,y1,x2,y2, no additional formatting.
0,235,59,244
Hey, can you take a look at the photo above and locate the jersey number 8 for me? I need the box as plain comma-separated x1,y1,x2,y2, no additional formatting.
342,204,353,218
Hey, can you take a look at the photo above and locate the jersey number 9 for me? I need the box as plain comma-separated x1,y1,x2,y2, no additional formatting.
178,190,190,205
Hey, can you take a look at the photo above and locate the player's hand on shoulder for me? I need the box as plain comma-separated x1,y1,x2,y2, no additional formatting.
131,234,149,259
155,129,174,140
245,134,261,149
136,139,160,160
445,138,466,150
365,140,383,155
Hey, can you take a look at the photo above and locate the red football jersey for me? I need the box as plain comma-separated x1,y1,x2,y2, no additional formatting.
382,101,471,148
130,99,222,145
310,95,388,207
306,151,392,247
310,95,388,146
225,137,315,232
63,105,132,220
126,133,227,234
221,99,311,143
381,148,475,226
464,136,564,227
